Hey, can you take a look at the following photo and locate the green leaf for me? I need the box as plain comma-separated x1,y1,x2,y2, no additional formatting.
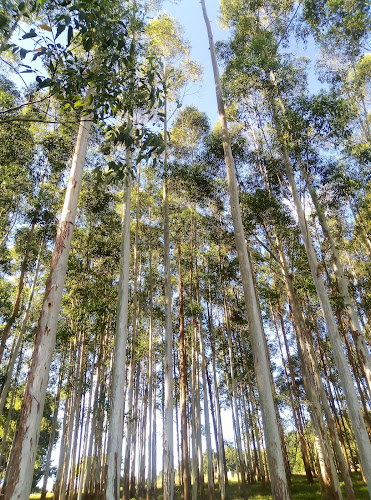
55,23,66,39
67,25,73,45
74,99,85,108
23,29,37,39
19,48,28,59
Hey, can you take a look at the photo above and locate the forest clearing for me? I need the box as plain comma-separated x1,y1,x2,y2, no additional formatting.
0,0,370,499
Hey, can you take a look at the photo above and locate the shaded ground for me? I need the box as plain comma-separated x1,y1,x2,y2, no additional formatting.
29,473,369,499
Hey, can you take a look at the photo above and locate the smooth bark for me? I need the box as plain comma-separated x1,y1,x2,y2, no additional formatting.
200,2,291,497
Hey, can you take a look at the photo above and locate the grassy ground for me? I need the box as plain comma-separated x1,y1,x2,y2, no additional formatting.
29,473,369,499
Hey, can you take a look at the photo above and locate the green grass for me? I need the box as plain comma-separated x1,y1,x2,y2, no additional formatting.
29,473,369,499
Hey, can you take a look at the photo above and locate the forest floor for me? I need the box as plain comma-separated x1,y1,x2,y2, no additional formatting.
29,472,369,499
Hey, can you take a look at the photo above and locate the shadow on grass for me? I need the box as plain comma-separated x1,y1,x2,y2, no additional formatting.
29,473,369,499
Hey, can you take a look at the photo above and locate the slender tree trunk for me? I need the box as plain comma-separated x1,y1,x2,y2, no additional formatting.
81,338,103,499
0,224,35,365
193,324,204,499
2,112,92,500
0,351,23,471
275,243,342,499
68,347,87,498
305,173,371,394
200,3,291,497
106,160,132,500
152,358,157,500
0,240,43,416
163,86,174,500
147,229,154,500
123,163,141,500
271,305,314,484
41,355,65,499
199,327,215,500
191,330,199,500
139,361,149,498
271,92,371,490
224,312,247,498
178,244,191,500
130,362,141,498
210,331,227,496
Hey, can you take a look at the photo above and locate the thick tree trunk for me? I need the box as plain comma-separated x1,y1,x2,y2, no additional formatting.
200,3,291,498
2,113,92,500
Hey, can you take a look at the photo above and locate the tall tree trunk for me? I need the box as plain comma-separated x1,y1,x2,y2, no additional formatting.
0,224,35,365
106,156,132,500
130,362,141,498
200,3,291,497
0,350,23,471
152,357,157,500
177,243,191,500
271,92,371,489
270,305,314,484
304,172,371,394
209,323,227,496
2,111,92,500
199,328,215,500
80,330,104,499
147,228,154,500
276,242,343,499
163,86,174,500
0,240,43,416
41,354,65,499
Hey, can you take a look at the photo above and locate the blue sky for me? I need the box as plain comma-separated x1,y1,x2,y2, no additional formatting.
160,1,324,128
162,0,229,127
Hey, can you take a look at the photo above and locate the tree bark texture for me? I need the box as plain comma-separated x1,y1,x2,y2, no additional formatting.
2,113,92,500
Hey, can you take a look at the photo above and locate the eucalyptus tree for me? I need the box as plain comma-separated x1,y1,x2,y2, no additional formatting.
147,16,201,500
169,105,210,500
200,1,292,498
217,0,371,492
1,1,155,497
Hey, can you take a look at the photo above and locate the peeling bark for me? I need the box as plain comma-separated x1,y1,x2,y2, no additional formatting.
2,114,92,500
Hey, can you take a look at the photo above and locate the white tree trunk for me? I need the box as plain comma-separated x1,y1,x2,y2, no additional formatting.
163,90,174,500
147,233,154,499
106,167,132,500
2,113,92,500
277,134,371,488
306,177,371,394
199,327,215,500
199,3,291,497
